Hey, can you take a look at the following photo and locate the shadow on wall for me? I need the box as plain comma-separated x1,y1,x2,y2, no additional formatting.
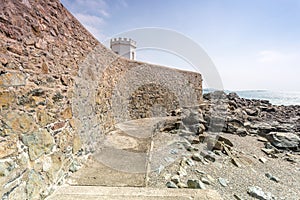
128,83,180,119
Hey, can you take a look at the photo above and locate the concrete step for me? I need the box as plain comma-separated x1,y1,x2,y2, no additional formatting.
46,186,223,200
68,117,175,187
68,158,146,187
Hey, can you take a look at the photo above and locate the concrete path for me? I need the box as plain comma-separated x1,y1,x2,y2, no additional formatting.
68,118,167,187
48,117,222,199
67,157,146,187
47,186,223,200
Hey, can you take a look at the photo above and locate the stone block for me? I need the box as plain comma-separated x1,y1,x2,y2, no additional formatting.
73,134,82,153
0,72,26,87
36,110,55,127
61,107,73,119
0,135,18,159
4,112,36,134
21,129,55,161
0,90,15,108
26,170,44,200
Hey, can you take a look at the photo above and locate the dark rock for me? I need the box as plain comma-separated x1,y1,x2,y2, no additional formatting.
205,135,233,151
177,166,187,176
216,135,234,146
237,128,248,137
186,158,195,166
191,153,202,161
285,157,297,163
264,142,274,149
199,134,207,143
160,119,181,132
166,181,178,188
233,194,243,200
171,175,180,184
187,179,206,189
266,132,300,150
191,136,200,144
261,148,278,158
245,108,258,116
225,118,244,133
200,150,217,162
228,100,238,109
273,123,294,132
227,92,239,100
259,157,267,163
256,123,274,135
257,137,268,143
207,140,224,151
265,173,279,183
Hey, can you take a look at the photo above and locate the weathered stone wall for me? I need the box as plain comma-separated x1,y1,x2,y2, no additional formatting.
72,53,202,153
128,83,180,119
0,0,202,199
0,0,100,199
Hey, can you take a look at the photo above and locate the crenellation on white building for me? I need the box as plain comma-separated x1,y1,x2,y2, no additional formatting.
110,37,137,60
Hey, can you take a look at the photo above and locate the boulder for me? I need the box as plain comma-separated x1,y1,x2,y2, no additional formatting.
171,175,180,184
166,181,178,188
191,153,202,162
200,150,217,162
187,179,206,189
247,186,275,200
227,92,239,100
266,132,300,149
245,108,258,116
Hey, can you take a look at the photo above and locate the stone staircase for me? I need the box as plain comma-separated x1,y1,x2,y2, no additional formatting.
47,185,222,200
46,118,222,200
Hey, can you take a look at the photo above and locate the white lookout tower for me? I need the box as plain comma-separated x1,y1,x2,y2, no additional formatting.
110,38,137,60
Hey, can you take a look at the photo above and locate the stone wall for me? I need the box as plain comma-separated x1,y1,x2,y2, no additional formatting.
0,0,100,199
0,0,202,199
72,52,202,153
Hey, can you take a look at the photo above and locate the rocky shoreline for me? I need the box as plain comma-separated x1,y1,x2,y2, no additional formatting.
202,91,300,151
148,91,300,199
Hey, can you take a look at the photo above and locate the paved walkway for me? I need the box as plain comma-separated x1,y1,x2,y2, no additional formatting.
47,118,222,199
47,186,222,200
68,118,165,187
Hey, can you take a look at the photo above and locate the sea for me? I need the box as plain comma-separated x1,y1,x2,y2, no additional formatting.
203,89,300,106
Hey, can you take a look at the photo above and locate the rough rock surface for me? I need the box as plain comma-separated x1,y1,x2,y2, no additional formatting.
202,91,300,151
1,0,99,199
0,0,202,199
266,132,300,149
147,91,300,199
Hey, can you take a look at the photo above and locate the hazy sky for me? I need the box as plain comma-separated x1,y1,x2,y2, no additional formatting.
61,0,300,91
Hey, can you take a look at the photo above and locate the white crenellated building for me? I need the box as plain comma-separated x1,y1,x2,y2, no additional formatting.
110,37,137,60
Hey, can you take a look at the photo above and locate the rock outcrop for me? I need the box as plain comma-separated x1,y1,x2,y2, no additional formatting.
202,91,300,151
147,91,299,199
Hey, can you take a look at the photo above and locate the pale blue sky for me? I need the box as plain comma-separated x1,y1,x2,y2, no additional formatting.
61,0,300,91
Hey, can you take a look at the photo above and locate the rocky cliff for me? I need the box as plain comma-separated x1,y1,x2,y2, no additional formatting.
0,0,202,199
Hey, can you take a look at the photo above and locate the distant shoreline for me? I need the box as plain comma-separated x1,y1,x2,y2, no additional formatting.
203,89,300,106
